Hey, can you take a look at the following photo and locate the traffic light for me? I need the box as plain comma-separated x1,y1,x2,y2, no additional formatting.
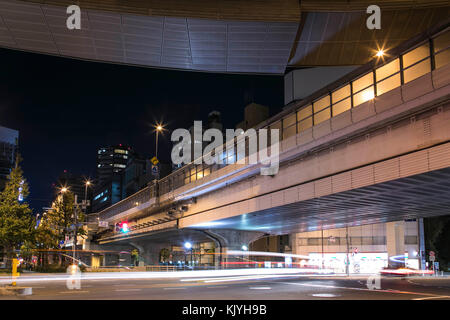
119,221,129,233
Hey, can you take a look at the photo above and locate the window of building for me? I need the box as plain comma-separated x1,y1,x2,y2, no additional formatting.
402,43,431,83
403,43,430,68
282,113,297,139
352,73,374,107
332,85,351,116
350,237,362,245
314,108,331,125
297,105,313,133
352,72,373,93
332,97,351,116
270,121,282,142
433,32,450,69
307,238,322,246
403,59,431,83
372,236,386,245
313,95,331,124
377,73,401,96
353,86,375,107
405,236,418,245
376,58,401,96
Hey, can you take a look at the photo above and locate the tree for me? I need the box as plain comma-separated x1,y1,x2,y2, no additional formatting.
0,158,35,268
39,190,86,266
424,215,450,270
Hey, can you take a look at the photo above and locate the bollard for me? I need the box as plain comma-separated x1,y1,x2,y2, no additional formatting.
11,258,20,287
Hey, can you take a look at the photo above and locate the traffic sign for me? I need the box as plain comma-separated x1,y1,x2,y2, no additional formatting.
98,221,108,228
150,157,159,165
151,165,159,175
429,251,435,256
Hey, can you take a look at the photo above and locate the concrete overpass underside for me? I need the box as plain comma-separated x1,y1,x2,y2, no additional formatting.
0,0,448,73
187,165,450,235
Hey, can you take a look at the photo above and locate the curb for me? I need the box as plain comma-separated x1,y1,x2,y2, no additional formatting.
0,286,33,296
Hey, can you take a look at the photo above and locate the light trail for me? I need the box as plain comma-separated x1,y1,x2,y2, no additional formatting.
0,268,328,285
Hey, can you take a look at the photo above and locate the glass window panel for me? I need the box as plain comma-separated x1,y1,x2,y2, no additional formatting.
270,121,282,142
435,49,450,69
353,86,374,107
405,236,418,245
283,113,296,128
196,171,203,179
270,121,281,130
352,72,374,93
376,58,400,81
434,32,450,53
332,97,351,116
403,43,430,68
184,177,190,184
376,73,401,96
297,117,313,132
313,95,330,113
203,167,210,177
332,85,350,103
373,236,386,245
403,58,431,83
351,237,362,245
297,105,312,120
307,238,321,245
313,108,330,125
283,125,296,139
362,237,373,245
190,174,196,182
190,167,196,175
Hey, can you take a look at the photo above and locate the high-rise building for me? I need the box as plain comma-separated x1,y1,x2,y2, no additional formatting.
96,145,133,186
0,125,19,191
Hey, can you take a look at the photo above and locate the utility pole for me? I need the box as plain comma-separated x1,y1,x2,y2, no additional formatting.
321,228,324,270
346,225,350,276
73,195,78,265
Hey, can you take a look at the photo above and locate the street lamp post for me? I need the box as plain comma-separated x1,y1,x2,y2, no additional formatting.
84,180,91,214
152,122,167,162
154,124,163,160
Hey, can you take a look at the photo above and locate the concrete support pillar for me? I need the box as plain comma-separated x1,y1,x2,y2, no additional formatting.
418,218,426,270
130,241,168,266
386,221,405,268
204,229,266,269
99,244,134,267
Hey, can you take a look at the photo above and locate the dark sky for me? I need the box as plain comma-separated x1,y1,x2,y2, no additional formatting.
0,48,284,212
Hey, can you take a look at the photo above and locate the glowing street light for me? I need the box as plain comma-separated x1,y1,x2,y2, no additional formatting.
376,49,385,57
241,245,248,251
184,242,192,249
153,122,166,160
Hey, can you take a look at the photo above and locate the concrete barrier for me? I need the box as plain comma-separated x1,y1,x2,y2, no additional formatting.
0,286,32,296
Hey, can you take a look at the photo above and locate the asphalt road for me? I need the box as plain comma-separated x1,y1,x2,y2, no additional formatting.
1,273,449,300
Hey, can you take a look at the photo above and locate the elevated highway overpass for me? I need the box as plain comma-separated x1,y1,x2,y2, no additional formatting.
0,0,448,73
88,24,450,257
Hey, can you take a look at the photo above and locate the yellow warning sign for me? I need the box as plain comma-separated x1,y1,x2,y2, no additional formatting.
150,157,159,165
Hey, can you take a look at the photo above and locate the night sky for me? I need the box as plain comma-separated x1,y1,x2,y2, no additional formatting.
0,48,284,212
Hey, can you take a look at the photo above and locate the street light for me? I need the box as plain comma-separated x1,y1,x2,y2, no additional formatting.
184,242,193,268
84,179,92,214
153,122,165,160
